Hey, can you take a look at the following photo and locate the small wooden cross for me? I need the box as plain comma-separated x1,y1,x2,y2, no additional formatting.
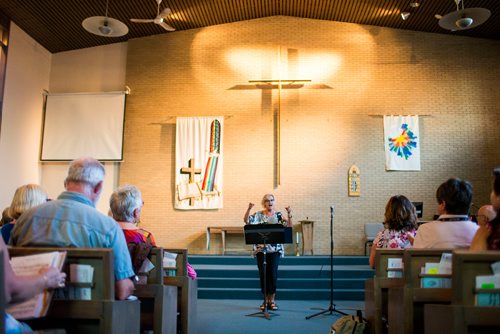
180,158,202,205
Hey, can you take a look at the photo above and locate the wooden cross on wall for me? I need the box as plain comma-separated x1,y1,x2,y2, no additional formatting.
249,46,310,186
180,158,201,206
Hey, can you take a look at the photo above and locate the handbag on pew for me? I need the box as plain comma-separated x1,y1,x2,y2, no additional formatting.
330,310,367,334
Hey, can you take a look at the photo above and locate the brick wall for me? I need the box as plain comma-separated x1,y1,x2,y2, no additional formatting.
121,16,500,255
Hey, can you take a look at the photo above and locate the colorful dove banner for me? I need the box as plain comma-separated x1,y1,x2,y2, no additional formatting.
175,116,223,209
384,115,420,171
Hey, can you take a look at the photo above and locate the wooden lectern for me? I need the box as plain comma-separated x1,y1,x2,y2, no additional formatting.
300,219,314,255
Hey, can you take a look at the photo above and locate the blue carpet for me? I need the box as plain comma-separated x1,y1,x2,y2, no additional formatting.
197,299,365,334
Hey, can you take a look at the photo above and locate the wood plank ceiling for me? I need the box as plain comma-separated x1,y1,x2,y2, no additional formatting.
0,0,498,53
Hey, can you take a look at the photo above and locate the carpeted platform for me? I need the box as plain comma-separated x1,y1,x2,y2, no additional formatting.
190,255,374,300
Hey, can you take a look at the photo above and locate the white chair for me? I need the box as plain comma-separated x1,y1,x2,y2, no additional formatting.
364,223,384,256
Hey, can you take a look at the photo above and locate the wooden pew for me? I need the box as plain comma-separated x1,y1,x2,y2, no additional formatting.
388,248,453,334
134,247,177,334
425,250,500,334
163,248,198,334
8,247,140,334
365,249,405,334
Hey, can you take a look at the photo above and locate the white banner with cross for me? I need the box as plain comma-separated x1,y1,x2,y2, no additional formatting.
175,116,224,209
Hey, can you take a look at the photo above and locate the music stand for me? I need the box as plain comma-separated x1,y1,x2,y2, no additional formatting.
244,224,292,320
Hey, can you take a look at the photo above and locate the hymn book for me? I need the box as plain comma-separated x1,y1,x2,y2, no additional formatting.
7,251,66,320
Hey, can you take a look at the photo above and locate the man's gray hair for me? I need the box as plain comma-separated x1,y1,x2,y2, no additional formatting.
65,157,105,187
110,185,143,222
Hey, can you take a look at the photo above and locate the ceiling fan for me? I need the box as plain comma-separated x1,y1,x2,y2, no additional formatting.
130,0,175,32
437,0,491,31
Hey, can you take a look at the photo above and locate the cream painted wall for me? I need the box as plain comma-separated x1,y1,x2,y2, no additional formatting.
45,42,128,213
0,23,51,209
0,29,127,213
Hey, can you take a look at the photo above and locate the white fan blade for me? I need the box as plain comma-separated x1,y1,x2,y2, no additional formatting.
157,20,175,31
130,18,155,23
157,8,172,19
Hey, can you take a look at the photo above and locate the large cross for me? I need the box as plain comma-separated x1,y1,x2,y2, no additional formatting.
249,47,311,187
180,158,202,206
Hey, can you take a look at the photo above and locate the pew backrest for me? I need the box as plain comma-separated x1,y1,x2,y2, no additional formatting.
8,247,114,300
452,250,500,305
403,248,453,289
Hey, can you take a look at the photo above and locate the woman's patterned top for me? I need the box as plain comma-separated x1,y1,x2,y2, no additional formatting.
374,228,417,250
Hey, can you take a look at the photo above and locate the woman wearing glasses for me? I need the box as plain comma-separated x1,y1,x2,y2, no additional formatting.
244,193,292,311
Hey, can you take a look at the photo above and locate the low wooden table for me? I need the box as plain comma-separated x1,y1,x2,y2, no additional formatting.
206,226,245,255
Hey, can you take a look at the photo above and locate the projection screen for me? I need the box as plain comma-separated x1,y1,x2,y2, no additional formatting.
40,92,126,161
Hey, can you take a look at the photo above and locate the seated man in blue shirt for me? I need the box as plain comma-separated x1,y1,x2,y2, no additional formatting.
11,157,135,300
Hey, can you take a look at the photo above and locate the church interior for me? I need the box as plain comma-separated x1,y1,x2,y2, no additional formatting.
0,0,499,333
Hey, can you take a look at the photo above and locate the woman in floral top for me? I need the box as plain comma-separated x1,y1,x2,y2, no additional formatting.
369,195,418,268
244,194,292,311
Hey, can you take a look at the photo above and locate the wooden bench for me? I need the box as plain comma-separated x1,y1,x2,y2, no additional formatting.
387,248,453,334
206,226,245,255
365,249,405,334
134,247,177,334
8,247,140,334
163,248,198,334
424,250,500,333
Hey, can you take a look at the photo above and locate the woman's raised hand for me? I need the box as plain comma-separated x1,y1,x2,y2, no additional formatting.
248,202,255,211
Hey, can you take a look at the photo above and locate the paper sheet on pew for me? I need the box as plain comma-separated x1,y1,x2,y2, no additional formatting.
387,258,403,278
7,251,66,319
54,264,95,300
163,252,178,276
475,274,500,306
420,253,452,288
491,261,500,274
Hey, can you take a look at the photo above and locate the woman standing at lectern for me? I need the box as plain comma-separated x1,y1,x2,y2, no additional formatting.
244,193,292,311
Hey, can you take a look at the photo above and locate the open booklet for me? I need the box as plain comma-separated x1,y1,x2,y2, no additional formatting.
6,251,66,320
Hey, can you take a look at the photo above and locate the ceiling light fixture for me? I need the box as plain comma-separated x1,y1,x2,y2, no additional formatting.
438,0,491,31
409,1,420,8
82,0,128,37
401,12,411,20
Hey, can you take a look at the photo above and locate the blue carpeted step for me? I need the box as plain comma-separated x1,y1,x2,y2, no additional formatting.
191,255,372,301
195,266,374,279
189,255,369,266
197,287,365,300
197,277,367,289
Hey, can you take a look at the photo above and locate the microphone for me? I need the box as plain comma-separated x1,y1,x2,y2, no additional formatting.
330,205,334,214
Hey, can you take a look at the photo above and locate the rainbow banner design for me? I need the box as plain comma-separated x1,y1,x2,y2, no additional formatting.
175,117,223,209
201,120,220,192
384,115,420,171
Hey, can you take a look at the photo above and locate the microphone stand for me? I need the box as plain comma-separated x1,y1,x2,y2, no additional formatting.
305,205,348,320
